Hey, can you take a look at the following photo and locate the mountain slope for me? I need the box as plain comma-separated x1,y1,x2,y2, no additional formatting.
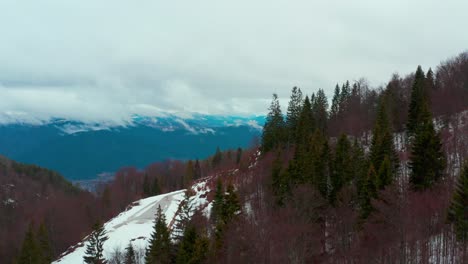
53,179,211,263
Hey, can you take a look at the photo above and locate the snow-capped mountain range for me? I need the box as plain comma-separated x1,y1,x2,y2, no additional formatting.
0,115,264,181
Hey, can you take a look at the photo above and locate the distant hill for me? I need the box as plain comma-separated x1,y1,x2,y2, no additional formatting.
0,115,264,180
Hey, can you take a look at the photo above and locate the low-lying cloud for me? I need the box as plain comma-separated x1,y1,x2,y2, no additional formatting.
0,0,467,124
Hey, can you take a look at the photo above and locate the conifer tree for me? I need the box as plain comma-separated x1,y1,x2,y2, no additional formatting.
212,147,223,168
173,190,194,243
235,148,242,165
211,179,224,225
339,81,351,113
18,224,40,264
223,184,241,222
286,87,303,143
194,159,202,179
409,101,445,190
261,93,286,153
295,96,315,152
37,222,52,264
184,160,194,188
312,89,329,135
360,165,378,220
407,66,427,135
176,226,208,264
426,68,436,91
143,174,151,198
330,134,353,204
151,177,161,196
124,243,136,264
84,222,108,264
308,131,330,199
369,98,399,189
352,139,368,198
145,206,171,264
272,152,290,205
448,162,468,242
330,84,341,119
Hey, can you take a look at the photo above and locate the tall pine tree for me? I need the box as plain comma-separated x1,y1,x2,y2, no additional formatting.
261,93,286,153
312,89,329,135
448,161,468,242
407,66,428,135
17,224,40,264
124,243,136,264
369,98,399,189
286,87,303,143
83,221,108,264
409,95,445,190
145,206,171,264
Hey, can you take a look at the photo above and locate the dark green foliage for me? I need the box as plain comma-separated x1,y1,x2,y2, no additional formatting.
212,147,223,168
330,84,341,119
330,134,353,204
194,159,202,179
184,160,194,188
312,89,329,135
211,179,225,224
369,98,399,189
145,206,172,264
448,162,468,242
407,66,428,135
360,165,378,220
173,190,194,243
376,156,392,189
352,139,368,199
426,68,436,91
84,222,108,264
409,102,445,190
176,226,208,264
17,224,40,264
36,223,52,264
124,243,136,264
151,177,161,197
286,87,303,142
235,148,242,165
223,184,241,222
271,153,290,205
261,93,286,153
143,174,151,197
339,81,351,113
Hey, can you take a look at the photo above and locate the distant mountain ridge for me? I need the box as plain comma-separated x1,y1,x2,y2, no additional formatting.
0,115,264,180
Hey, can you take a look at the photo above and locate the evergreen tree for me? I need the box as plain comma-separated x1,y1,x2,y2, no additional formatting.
143,174,151,197
261,93,286,153
312,89,329,135
330,134,353,204
124,243,136,264
272,152,290,205
409,101,445,190
37,222,52,264
151,177,161,196
352,139,368,199
223,184,241,222
18,224,40,264
145,206,171,264
448,162,468,242
407,66,427,135
176,226,208,264
235,148,242,165
360,165,378,220
194,159,202,179
286,87,303,143
184,160,194,188
295,96,315,153
376,155,393,190
426,68,436,91
330,84,341,119
212,147,223,168
369,98,399,189
173,190,194,243
211,179,224,225
339,81,351,114
309,131,330,199
84,222,108,264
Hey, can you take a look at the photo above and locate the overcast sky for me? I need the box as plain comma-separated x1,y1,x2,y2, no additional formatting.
0,0,467,124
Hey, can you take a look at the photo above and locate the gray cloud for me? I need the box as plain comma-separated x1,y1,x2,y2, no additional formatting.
0,0,467,124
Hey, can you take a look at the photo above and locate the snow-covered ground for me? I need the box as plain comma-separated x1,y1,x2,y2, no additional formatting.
53,179,210,264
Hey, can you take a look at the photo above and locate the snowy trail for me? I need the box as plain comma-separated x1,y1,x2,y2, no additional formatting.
53,178,211,264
